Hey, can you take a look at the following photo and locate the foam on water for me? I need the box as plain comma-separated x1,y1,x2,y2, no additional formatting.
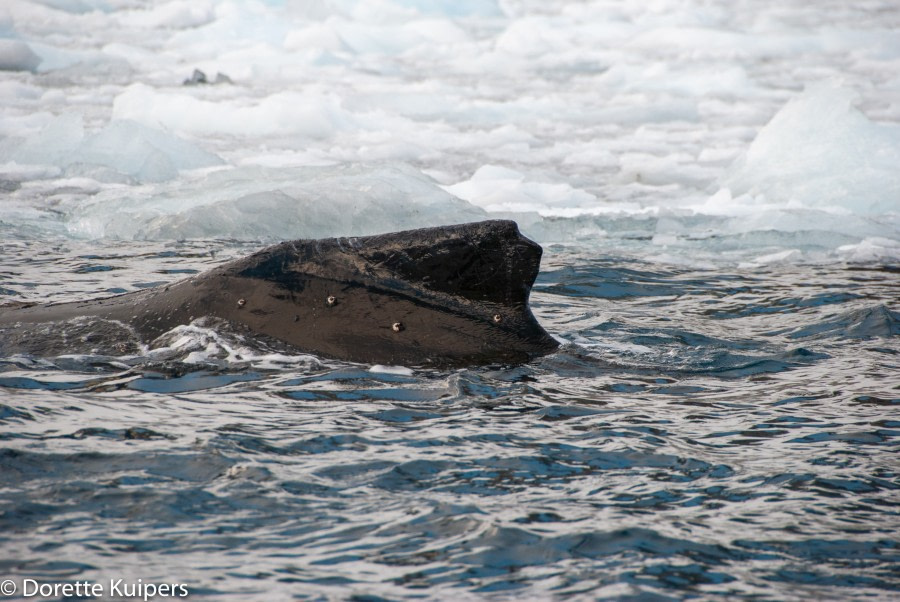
0,314,325,377
147,317,324,371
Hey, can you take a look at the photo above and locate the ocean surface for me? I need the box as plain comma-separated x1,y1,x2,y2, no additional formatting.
1,240,897,601
1,0,899,600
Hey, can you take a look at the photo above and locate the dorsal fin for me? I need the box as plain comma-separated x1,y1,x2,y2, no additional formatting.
352,220,541,306
235,220,542,308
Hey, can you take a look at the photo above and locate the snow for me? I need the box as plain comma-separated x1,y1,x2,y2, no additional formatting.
0,0,898,263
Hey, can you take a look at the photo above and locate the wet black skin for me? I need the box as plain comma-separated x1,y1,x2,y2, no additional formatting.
0,220,558,366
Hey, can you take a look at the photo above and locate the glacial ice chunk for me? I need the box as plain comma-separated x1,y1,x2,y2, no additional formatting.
113,84,354,139
78,120,222,182
0,115,222,183
443,165,600,216
722,84,900,214
0,39,41,72
0,113,84,166
837,237,900,263
66,163,487,240
26,0,105,14
116,1,216,29
304,0,504,19
381,0,504,17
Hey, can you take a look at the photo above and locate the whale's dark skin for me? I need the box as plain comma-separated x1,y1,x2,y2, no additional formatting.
0,220,558,366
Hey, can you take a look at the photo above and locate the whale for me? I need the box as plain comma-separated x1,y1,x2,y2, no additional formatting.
0,220,558,366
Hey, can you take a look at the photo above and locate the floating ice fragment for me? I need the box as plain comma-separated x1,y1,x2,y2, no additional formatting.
739,249,803,268
0,114,222,183
496,17,563,56
382,0,504,18
723,84,900,214
0,113,84,167
113,83,353,139
117,0,215,29
78,120,223,182
26,0,102,14
325,18,468,55
66,163,487,240
284,22,352,53
369,365,414,376
837,237,900,263
443,165,598,216
0,39,41,72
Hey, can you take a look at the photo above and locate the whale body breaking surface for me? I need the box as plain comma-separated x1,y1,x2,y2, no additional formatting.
0,220,558,367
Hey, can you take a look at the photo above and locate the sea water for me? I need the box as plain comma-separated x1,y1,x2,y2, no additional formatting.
1,0,898,600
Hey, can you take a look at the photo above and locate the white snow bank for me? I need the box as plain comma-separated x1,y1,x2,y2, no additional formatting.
0,39,40,72
721,84,900,214
0,114,222,182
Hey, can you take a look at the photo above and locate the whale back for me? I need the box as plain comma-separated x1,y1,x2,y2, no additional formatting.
0,221,558,366
219,220,557,365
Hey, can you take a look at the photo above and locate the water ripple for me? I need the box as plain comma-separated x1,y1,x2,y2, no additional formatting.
0,248,898,599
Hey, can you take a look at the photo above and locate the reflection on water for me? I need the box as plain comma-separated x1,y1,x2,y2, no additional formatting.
1,242,898,600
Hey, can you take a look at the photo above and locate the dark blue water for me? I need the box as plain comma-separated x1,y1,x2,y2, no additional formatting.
1,241,898,600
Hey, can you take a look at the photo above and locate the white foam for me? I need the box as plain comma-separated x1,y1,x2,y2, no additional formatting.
148,318,323,370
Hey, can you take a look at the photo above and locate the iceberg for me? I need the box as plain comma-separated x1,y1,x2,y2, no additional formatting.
0,39,41,72
0,115,222,183
722,84,900,215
